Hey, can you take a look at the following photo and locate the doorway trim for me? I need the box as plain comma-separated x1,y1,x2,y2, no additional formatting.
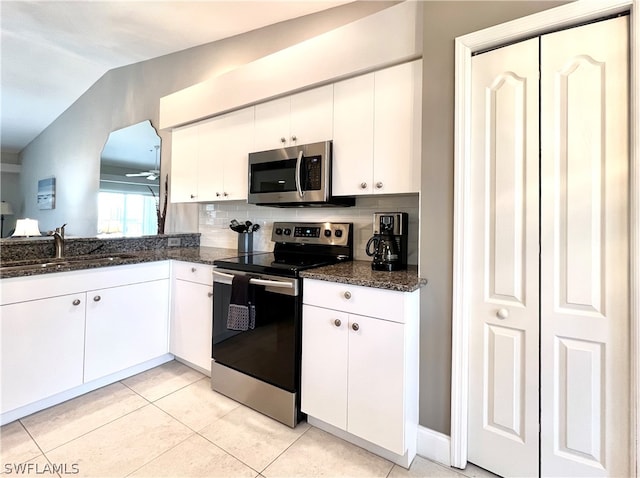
451,0,639,471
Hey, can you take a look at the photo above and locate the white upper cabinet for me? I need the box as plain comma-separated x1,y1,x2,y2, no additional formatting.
253,85,333,152
170,125,199,202
332,73,375,195
333,60,422,196
199,107,254,202
171,108,254,203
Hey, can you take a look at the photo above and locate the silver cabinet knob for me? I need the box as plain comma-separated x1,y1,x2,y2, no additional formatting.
375,182,383,189
190,194,196,199
343,291,352,300
207,292,213,298
191,267,197,273
72,299,81,306
334,319,342,327
280,137,286,143
291,135,297,142
360,182,367,189
351,323,360,331
216,192,221,197
93,295,101,302
223,192,228,197
496,308,509,320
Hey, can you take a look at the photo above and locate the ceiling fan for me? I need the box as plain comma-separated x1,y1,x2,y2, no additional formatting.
126,145,160,180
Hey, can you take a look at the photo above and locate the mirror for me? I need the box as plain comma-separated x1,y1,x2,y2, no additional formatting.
99,120,162,236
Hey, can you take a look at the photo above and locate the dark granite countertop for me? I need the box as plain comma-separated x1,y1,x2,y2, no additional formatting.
300,260,427,292
0,246,239,279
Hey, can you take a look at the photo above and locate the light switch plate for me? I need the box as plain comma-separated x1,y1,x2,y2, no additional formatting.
167,237,181,247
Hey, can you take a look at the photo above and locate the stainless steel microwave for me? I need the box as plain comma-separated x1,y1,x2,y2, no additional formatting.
247,140,354,207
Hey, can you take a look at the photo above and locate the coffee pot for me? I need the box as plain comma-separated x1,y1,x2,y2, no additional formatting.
365,212,408,271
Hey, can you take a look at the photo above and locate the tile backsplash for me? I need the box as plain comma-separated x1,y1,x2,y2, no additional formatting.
198,194,419,263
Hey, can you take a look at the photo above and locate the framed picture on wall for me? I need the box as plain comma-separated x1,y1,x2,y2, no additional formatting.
37,177,55,210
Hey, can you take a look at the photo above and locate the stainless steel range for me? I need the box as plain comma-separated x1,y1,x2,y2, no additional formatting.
211,221,353,427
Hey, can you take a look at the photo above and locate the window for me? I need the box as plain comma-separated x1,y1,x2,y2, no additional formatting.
98,192,157,236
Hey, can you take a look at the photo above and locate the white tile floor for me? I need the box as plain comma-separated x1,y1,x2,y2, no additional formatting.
0,361,497,478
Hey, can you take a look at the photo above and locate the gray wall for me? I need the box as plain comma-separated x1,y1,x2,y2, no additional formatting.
16,2,395,237
418,1,568,434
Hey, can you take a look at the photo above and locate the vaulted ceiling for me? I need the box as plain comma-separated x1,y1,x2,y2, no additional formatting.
0,1,350,154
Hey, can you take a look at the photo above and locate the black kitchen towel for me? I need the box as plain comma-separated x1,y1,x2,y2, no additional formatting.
227,275,256,331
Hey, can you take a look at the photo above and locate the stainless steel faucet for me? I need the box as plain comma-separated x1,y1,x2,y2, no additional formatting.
49,223,66,259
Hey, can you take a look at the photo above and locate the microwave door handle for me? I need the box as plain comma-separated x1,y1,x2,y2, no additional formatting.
295,150,304,198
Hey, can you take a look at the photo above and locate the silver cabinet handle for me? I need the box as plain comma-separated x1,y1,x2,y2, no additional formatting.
334,318,342,327
72,299,81,306
207,292,213,298
360,182,367,189
375,182,383,189
496,308,509,320
343,291,352,300
351,323,360,331
93,295,101,302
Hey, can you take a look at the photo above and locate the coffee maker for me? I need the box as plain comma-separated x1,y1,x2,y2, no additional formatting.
365,212,408,271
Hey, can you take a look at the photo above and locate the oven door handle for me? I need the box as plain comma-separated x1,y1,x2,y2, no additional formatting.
295,150,304,198
212,270,294,289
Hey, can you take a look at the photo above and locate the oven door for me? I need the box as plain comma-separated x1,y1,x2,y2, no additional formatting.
212,268,301,392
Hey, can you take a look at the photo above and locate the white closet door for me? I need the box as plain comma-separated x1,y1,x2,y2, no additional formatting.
467,37,540,478
540,16,629,477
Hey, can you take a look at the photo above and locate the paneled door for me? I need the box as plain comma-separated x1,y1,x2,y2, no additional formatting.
468,16,629,478
539,17,629,477
467,37,540,478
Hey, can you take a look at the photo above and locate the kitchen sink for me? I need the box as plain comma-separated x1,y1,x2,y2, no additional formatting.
0,253,139,273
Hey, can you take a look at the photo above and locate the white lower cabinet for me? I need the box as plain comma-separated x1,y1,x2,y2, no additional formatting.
301,279,419,465
0,261,171,421
170,261,214,373
0,293,86,413
84,279,170,382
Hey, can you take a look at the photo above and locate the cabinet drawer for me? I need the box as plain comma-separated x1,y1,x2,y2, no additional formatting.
303,279,408,323
173,261,214,285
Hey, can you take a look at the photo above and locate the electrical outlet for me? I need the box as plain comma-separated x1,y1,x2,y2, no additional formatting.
167,237,181,247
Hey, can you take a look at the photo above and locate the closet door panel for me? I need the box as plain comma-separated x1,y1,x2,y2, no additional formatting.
540,16,629,477
467,37,540,478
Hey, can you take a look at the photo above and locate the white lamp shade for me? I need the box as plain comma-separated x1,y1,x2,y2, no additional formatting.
0,201,13,215
12,218,41,237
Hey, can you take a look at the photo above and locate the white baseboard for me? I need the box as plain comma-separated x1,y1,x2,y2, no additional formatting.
417,425,451,467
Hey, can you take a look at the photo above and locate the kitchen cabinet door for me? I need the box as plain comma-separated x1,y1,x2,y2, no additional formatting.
289,85,333,146
347,313,406,455
373,60,421,195
84,279,170,382
197,118,225,202
253,96,291,152
332,74,375,196
214,107,254,201
301,305,349,430
171,279,213,373
253,85,333,152
0,293,86,414
170,125,199,202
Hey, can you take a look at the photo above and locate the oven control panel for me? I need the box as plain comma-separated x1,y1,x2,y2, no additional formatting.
272,222,351,246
